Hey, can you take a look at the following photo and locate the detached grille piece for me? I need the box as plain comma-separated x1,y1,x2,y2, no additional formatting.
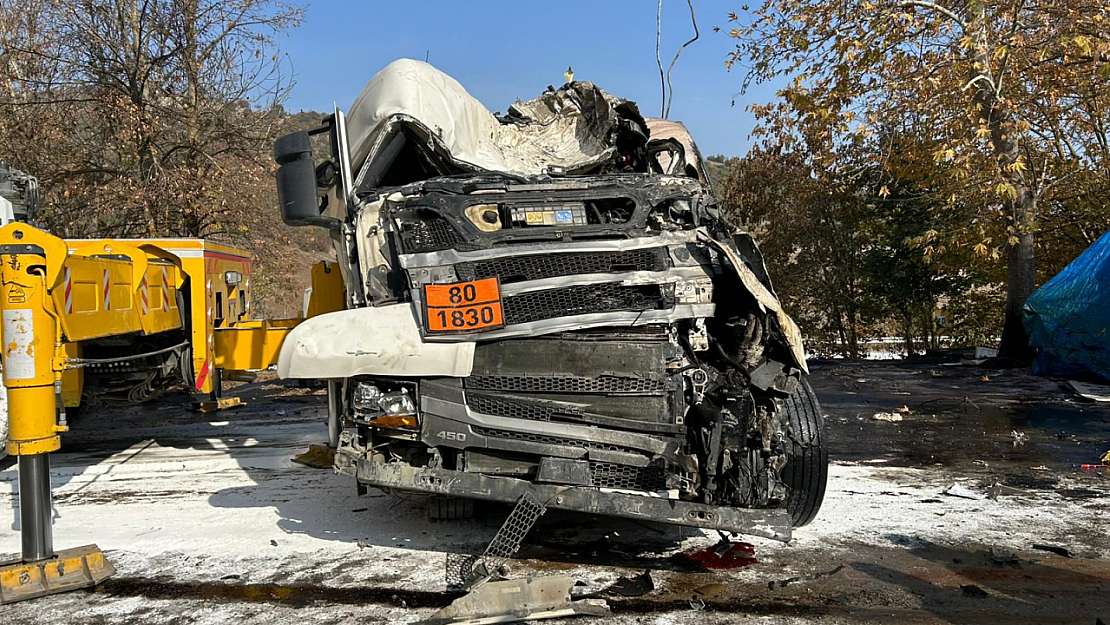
467,374,666,395
502,283,674,325
590,462,666,491
455,248,670,284
396,211,463,253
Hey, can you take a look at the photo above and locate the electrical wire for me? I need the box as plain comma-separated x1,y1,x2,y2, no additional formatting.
663,0,700,119
656,0,667,118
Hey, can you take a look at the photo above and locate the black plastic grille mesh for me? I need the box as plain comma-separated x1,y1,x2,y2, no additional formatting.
445,492,547,590
589,462,666,491
502,283,674,325
468,392,565,422
467,375,666,394
472,425,642,455
455,248,669,284
396,211,463,253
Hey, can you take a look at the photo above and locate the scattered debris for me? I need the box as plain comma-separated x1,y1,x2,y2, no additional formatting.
872,412,904,423
679,539,758,570
942,483,987,500
420,575,609,625
768,565,845,590
1066,380,1110,402
897,404,912,414
1032,544,1074,558
971,459,990,468
1080,450,1110,471
979,375,991,383
987,482,1031,500
291,444,335,469
960,584,989,598
1010,430,1028,447
446,492,547,590
598,571,654,598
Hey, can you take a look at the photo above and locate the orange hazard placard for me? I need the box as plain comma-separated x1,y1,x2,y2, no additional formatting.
423,277,505,333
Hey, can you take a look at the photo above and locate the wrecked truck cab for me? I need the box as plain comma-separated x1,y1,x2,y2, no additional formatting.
275,59,827,540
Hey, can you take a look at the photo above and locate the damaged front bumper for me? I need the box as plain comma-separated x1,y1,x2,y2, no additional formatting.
334,437,793,542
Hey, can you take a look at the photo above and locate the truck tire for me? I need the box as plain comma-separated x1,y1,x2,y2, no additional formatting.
428,496,475,521
779,379,828,526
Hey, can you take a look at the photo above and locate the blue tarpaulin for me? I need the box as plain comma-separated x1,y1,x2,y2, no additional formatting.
1024,230,1110,382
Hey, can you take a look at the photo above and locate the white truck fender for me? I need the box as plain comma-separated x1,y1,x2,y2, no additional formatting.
277,304,474,379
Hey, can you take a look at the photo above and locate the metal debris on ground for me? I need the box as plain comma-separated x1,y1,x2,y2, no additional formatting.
1066,380,1110,402
291,444,336,469
1010,430,1028,447
1080,449,1110,471
420,575,609,625
872,412,904,422
986,481,1034,500
1032,544,1074,558
767,565,845,590
1080,450,1110,471
445,492,547,590
942,483,987,500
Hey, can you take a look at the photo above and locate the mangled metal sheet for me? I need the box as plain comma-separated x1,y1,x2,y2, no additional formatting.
420,575,609,625
346,59,648,186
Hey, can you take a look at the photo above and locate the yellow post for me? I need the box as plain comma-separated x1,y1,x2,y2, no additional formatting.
0,229,114,604
2,247,64,456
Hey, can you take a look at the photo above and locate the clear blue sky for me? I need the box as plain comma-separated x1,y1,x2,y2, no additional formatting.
278,0,778,157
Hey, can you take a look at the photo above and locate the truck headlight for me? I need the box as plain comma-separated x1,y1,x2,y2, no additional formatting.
352,382,383,411
379,389,415,416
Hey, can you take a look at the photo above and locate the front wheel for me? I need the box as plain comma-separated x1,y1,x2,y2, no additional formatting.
779,379,828,526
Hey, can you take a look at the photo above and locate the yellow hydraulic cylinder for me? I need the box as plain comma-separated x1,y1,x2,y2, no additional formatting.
1,246,65,455
0,230,114,604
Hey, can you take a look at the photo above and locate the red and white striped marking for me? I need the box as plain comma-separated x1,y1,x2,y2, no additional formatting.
139,277,149,315
101,269,111,310
194,358,211,391
63,267,73,314
161,266,170,310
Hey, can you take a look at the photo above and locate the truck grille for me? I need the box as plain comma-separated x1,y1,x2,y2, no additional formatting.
590,462,666,491
396,211,463,253
468,392,567,422
502,283,674,325
455,248,669,284
471,426,644,456
467,375,666,395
